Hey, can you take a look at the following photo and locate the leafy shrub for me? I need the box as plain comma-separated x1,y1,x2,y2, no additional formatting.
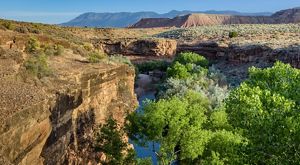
174,52,209,68
54,44,64,56
228,31,238,38
88,51,107,63
43,44,55,56
2,22,14,30
43,44,64,56
24,53,51,78
83,43,93,51
25,37,40,53
135,60,171,73
167,62,191,79
14,27,29,33
225,62,300,164
28,27,41,34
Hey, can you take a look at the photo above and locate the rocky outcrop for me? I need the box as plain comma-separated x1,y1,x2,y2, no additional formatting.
93,38,177,57
131,7,300,28
0,53,137,164
178,42,300,85
178,42,300,68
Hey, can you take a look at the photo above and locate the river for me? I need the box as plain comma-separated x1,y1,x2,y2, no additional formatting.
130,91,160,165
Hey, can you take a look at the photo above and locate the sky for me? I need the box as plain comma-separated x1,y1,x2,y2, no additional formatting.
0,0,299,24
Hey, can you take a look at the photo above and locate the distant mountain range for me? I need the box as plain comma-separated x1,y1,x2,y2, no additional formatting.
131,7,300,28
61,10,273,28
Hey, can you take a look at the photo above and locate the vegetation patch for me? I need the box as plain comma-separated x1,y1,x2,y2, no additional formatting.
88,51,107,63
24,53,52,78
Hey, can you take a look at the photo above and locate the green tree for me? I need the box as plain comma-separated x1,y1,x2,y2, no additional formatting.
225,62,300,164
94,117,136,165
174,52,209,68
128,91,244,164
167,61,191,79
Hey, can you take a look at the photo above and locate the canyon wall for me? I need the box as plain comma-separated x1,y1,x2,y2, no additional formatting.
93,38,177,57
0,62,137,164
178,42,300,68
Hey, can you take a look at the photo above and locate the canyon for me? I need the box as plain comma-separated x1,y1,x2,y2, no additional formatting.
0,18,299,164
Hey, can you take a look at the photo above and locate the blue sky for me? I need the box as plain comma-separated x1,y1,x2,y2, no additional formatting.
0,0,299,24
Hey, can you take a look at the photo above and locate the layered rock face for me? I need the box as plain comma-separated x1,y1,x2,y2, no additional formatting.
132,14,274,28
178,42,300,68
93,38,177,57
178,42,300,84
131,8,300,28
0,53,137,164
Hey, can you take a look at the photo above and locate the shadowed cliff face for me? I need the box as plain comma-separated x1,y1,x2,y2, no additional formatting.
0,48,137,165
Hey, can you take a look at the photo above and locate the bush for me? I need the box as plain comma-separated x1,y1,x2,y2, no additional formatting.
88,51,107,63
28,27,41,34
54,44,64,56
167,62,191,79
83,43,93,51
14,27,29,34
24,53,51,78
25,37,40,53
174,52,209,68
229,31,238,38
2,22,14,30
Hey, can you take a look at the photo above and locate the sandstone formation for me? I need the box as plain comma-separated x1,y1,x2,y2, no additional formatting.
93,38,177,57
177,41,300,84
131,8,300,28
0,50,137,164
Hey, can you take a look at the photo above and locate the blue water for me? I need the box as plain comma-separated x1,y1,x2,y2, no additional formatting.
131,91,160,165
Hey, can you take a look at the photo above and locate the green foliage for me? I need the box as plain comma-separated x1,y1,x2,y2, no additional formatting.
174,52,209,68
128,91,244,164
54,44,64,56
135,60,171,73
83,43,94,51
25,37,40,53
24,53,51,78
167,62,191,79
228,31,238,38
225,62,300,164
43,44,64,56
136,158,152,165
2,22,14,30
167,52,209,79
88,51,107,63
94,117,136,165
14,26,29,33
